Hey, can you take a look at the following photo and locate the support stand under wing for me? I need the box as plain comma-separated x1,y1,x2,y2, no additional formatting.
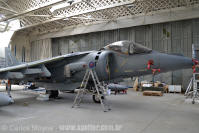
6,80,12,98
72,69,111,112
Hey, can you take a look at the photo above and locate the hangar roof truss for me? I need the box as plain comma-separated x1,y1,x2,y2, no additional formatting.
0,0,198,34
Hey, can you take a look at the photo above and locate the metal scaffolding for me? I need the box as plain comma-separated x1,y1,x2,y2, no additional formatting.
0,0,199,34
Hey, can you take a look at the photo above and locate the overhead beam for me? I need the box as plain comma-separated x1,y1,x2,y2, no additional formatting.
71,16,108,21
83,0,96,9
24,14,52,17
29,5,199,41
19,0,135,30
0,0,15,11
0,6,17,14
82,0,113,20
0,0,67,22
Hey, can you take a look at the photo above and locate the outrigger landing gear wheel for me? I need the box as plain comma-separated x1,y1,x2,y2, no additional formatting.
47,90,59,99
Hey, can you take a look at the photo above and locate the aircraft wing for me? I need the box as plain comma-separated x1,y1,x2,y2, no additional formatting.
0,50,92,79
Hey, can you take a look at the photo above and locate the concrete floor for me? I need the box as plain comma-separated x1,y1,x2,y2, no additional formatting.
0,90,199,133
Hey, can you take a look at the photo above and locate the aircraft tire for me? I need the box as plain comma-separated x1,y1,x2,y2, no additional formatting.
47,90,59,98
92,93,104,104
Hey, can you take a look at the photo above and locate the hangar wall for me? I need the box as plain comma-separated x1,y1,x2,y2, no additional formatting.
50,18,199,89
51,19,198,57
10,34,52,62
30,38,52,61
11,18,199,90
11,32,31,62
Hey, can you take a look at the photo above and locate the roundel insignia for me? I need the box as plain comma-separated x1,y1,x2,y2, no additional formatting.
89,61,95,68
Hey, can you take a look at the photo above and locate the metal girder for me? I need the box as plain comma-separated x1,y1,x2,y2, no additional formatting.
1,0,199,34
0,0,67,22
83,0,96,9
20,0,135,30
0,0,14,11
0,6,17,14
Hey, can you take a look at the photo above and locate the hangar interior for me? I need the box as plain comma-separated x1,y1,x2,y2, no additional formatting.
1,0,199,133
2,0,198,89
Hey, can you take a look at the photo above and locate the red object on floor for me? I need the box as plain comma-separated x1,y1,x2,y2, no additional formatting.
123,90,127,94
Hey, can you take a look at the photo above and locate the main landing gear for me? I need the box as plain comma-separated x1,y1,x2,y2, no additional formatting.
92,91,104,103
46,90,59,99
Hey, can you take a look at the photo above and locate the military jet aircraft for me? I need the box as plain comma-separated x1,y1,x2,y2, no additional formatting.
0,40,194,102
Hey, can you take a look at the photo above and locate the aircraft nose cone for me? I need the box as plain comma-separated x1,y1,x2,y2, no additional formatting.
158,53,193,71
174,56,193,68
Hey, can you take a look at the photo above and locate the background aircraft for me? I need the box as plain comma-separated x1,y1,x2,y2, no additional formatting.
0,40,194,102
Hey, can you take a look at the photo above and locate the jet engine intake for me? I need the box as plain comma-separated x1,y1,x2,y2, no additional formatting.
95,51,113,81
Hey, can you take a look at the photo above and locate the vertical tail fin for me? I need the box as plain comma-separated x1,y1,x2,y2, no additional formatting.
5,47,20,67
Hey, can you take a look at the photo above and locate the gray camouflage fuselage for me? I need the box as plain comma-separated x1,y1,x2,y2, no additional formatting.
35,47,192,91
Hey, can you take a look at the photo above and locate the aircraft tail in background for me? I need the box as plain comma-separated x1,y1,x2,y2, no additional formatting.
5,47,20,67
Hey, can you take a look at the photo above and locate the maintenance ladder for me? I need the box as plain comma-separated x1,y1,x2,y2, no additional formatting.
185,73,199,104
185,44,199,104
72,69,111,112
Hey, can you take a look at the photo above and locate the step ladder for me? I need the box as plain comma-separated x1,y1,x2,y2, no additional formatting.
185,73,199,104
185,77,193,96
185,44,199,104
72,68,111,112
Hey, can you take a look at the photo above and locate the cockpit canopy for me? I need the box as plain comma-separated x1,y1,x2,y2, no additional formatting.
103,41,152,54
